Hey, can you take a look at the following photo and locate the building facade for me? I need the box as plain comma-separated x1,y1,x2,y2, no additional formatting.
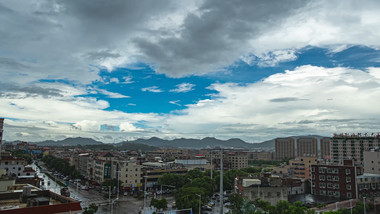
296,137,318,157
320,138,331,159
311,160,362,200
331,134,380,165
238,176,288,205
275,138,295,160
289,157,317,180
363,149,380,174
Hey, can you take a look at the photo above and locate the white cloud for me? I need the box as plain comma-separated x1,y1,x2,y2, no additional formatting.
169,100,181,106
141,86,163,93
97,89,129,98
119,122,142,132
170,83,195,93
162,65,380,141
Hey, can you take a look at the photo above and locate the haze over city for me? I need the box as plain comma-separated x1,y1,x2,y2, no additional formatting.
1,0,380,143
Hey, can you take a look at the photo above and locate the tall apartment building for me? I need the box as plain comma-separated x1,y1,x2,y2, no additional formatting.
363,149,380,174
200,149,249,170
320,138,331,159
275,138,295,160
296,137,318,157
311,160,362,200
331,134,380,165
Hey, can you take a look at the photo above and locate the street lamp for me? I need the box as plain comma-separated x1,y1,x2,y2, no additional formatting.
363,197,366,214
350,199,353,214
196,194,201,214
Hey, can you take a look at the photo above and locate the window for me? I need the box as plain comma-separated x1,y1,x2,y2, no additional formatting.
319,183,325,188
320,190,326,195
327,175,333,181
346,177,351,183
346,169,351,175
277,192,281,197
311,167,315,172
347,192,352,198
319,168,325,173
320,175,325,181
347,185,351,190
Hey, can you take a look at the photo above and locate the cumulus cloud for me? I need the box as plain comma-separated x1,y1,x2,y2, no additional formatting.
162,65,380,141
170,83,195,93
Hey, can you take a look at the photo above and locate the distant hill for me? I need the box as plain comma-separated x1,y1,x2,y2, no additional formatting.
115,142,159,152
34,137,104,146
117,137,274,149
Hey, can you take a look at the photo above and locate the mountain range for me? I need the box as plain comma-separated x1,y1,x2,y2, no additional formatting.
4,135,328,149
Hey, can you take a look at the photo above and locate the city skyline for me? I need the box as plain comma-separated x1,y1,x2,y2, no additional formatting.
1,1,380,143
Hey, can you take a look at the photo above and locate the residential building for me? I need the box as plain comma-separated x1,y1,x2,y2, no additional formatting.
201,149,249,170
77,153,90,179
0,187,82,213
142,165,187,189
275,138,295,160
272,164,292,178
330,134,380,165
0,156,27,177
289,157,317,180
311,160,362,200
363,149,380,174
112,159,143,189
174,159,210,171
237,175,288,205
93,152,114,184
248,151,273,161
356,173,380,198
320,138,331,159
296,137,318,157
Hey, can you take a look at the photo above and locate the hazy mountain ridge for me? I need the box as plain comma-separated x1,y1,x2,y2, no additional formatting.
4,135,328,149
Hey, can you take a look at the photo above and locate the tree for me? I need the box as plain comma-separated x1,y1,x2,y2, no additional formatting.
158,173,186,189
82,203,98,214
184,177,215,197
228,193,245,214
150,198,168,210
175,187,205,213
186,169,204,180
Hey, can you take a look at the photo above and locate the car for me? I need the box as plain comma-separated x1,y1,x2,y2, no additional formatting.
202,205,212,211
124,192,128,196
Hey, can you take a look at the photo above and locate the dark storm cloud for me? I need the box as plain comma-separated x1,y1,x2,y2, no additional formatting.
134,0,307,77
84,50,121,61
0,83,63,98
269,97,309,102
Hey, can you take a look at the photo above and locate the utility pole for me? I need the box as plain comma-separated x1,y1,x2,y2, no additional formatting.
219,149,223,214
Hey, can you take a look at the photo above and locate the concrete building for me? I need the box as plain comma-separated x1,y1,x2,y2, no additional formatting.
363,149,380,174
0,156,27,177
174,159,210,171
112,159,143,189
289,157,317,180
311,160,362,200
296,137,318,157
248,151,273,161
320,138,331,159
237,175,288,205
0,187,82,214
356,173,380,198
77,153,90,179
93,152,114,184
275,138,295,160
331,134,380,164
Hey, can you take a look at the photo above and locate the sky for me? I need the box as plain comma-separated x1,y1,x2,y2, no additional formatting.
1,0,380,144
